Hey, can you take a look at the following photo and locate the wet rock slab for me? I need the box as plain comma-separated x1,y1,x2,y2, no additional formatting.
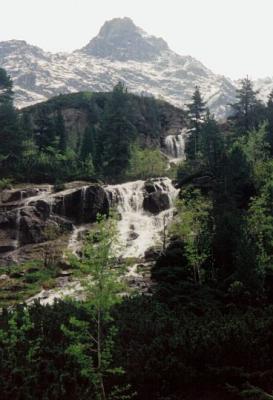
143,191,170,214
0,182,110,265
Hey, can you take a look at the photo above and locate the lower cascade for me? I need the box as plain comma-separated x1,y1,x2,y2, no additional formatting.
106,177,178,259
0,178,179,304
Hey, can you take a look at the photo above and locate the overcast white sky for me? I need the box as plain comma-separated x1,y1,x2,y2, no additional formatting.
1,0,273,79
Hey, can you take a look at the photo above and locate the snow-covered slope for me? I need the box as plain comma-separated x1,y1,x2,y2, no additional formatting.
0,17,237,118
254,77,273,101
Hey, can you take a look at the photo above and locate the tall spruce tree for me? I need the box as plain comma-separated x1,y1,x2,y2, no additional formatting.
100,82,136,180
185,86,206,160
267,90,273,154
35,107,57,150
55,110,66,152
199,111,224,172
0,68,21,176
229,77,264,135
80,126,96,161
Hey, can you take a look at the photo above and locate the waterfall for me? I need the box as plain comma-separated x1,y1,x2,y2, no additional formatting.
81,186,88,221
68,224,92,255
27,178,180,304
106,178,178,259
14,208,21,249
13,191,23,249
48,197,54,215
61,196,66,216
164,129,187,161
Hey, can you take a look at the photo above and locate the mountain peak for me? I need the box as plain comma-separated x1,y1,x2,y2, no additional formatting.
80,17,169,61
98,17,139,36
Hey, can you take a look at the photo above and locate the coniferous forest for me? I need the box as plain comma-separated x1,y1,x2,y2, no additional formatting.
2,63,273,400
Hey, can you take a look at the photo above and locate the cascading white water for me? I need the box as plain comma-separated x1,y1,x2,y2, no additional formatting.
106,178,179,259
68,223,92,255
61,196,66,216
13,208,21,250
12,191,23,250
164,129,188,162
27,178,180,304
80,186,88,221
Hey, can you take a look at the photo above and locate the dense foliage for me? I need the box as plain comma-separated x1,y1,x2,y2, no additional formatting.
168,79,273,301
2,298,273,400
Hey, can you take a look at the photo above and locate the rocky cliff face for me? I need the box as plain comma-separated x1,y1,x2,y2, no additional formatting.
0,17,237,118
0,183,109,265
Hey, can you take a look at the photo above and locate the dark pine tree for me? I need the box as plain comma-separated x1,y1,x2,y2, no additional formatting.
185,86,206,160
55,110,66,152
267,90,273,154
80,126,96,161
199,111,224,172
100,82,136,180
229,77,265,135
0,68,21,176
35,107,57,150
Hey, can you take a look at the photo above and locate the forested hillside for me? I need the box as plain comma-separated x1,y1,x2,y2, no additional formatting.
0,67,185,183
2,68,273,400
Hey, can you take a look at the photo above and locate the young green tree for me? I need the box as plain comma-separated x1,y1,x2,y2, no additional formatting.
20,138,39,181
246,178,273,279
170,188,213,284
0,308,41,398
236,123,270,189
63,215,127,400
126,144,167,179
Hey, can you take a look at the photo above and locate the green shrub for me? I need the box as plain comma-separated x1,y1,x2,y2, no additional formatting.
0,178,13,190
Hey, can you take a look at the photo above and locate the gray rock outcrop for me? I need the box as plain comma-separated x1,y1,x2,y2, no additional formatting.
143,191,170,214
0,183,110,263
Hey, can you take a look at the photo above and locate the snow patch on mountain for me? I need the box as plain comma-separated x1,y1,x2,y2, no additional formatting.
0,17,243,118
254,77,273,101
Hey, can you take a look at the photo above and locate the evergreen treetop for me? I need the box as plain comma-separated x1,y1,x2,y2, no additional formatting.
229,77,264,134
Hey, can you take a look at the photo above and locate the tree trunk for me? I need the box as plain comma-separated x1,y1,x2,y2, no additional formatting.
97,308,106,400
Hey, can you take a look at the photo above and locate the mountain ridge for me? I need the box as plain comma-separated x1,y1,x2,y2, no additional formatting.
0,17,268,118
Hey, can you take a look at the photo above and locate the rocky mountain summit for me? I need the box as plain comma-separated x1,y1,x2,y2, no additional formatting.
0,17,237,118
82,17,169,61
